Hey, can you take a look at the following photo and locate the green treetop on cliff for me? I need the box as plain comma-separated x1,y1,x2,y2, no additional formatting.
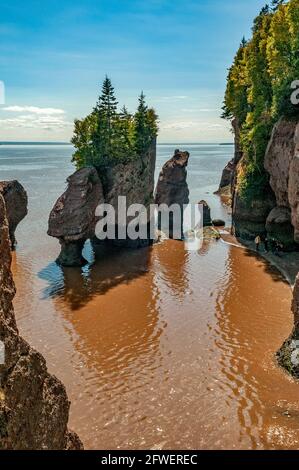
222,0,299,201
72,78,159,169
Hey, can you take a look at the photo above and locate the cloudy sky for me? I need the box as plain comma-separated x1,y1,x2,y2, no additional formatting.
0,0,266,143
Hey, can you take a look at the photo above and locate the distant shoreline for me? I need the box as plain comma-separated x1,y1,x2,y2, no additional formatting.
0,141,234,146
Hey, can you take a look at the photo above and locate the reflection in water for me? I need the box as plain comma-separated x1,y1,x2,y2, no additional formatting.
214,247,299,449
13,223,299,449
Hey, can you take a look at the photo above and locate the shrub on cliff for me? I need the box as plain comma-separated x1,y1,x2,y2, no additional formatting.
72,77,158,169
222,0,299,201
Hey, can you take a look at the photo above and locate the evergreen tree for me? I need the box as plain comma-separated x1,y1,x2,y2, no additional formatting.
93,76,118,160
72,79,159,169
134,92,152,155
222,0,299,202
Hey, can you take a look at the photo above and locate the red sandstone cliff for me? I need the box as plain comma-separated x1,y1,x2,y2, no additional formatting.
0,194,82,450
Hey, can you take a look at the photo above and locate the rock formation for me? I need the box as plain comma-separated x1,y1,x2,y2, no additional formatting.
155,149,190,239
48,167,104,267
199,200,212,227
49,141,157,265
232,184,276,240
221,116,299,245
278,274,299,379
264,118,299,249
92,139,157,251
0,181,28,249
218,159,234,191
0,194,82,449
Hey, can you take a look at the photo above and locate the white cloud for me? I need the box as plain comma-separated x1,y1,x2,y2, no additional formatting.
2,105,65,115
162,121,198,130
0,104,70,131
0,114,72,131
153,95,188,103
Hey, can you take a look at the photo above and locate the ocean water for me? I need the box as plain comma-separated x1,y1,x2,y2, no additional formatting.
1,144,298,450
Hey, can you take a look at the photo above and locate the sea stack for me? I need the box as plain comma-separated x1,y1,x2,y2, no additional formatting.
155,149,190,239
0,181,28,249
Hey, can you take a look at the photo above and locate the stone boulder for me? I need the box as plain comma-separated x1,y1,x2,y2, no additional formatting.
155,149,190,239
218,159,234,191
0,194,82,449
0,181,28,249
199,200,212,227
48,167,103,267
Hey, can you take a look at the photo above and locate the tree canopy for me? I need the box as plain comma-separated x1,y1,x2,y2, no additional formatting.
222,0,299,200
72,77,158,169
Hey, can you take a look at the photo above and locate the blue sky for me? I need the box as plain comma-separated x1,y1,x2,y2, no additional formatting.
0,0,266,142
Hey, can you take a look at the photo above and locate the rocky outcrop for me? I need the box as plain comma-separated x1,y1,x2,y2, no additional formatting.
232,183,276,240
218,159,234,191
0,194,82,449
0,181,28,249
278,274,299,379
199,200,212,227
217,118,242,205
48,167,104,267
289,123,299,243
92,139,157,251
155,149,189,207
49,142,157,265
155,149,189,239
264,119,299,249
232,118,243,165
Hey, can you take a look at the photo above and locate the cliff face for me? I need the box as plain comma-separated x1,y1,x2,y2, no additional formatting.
0,194,82,449
264,119,299,249
228,117,299,247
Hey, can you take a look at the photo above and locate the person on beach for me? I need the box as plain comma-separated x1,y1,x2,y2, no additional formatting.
255,235,261,252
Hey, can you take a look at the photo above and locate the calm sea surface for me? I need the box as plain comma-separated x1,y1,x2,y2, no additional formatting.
1,144,298,450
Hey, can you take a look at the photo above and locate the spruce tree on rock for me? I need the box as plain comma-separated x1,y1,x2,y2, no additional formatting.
94,76,118,161
134,92,152,155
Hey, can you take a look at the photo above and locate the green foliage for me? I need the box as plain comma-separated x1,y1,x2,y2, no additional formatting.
72,77,159,169
222,0,299,201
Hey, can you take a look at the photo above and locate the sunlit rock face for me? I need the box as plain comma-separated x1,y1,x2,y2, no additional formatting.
0,194,82,449
264,119,299,249
0,181,28,249
48,167,104,266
